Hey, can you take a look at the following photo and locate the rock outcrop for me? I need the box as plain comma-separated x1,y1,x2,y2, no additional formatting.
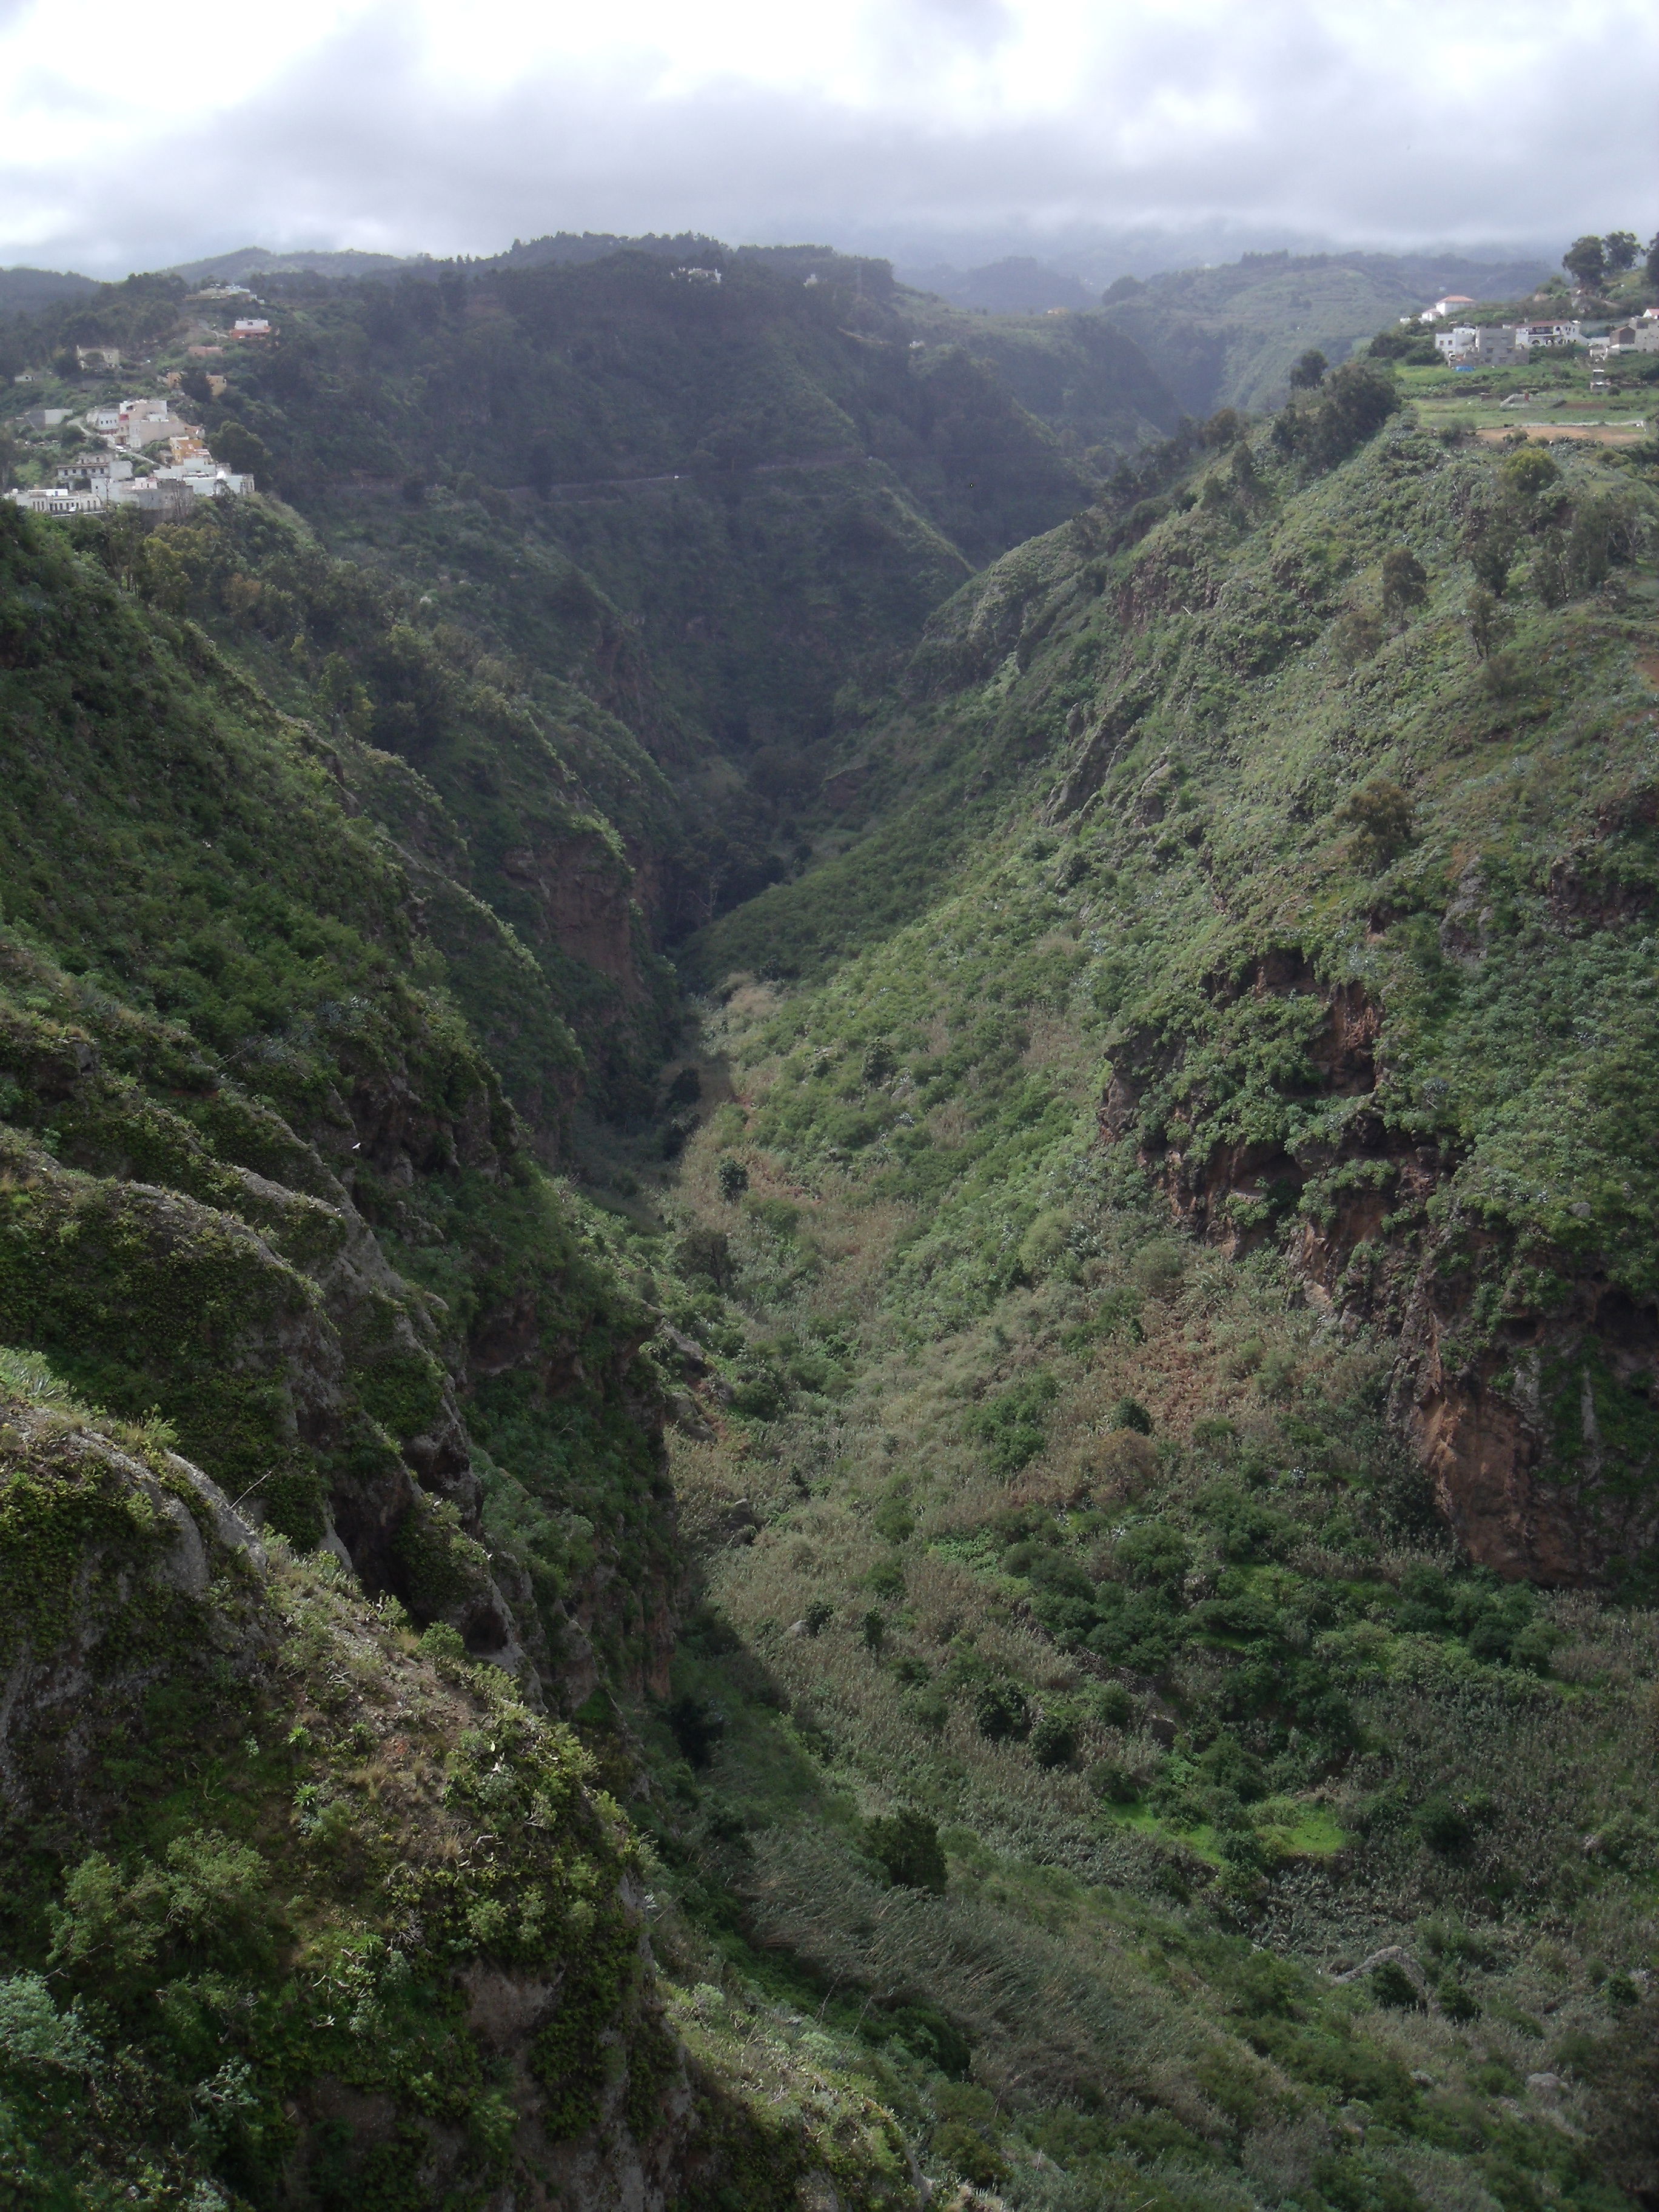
1102,956,1659,1584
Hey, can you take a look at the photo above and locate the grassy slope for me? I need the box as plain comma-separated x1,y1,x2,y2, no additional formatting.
574,398,1659,2205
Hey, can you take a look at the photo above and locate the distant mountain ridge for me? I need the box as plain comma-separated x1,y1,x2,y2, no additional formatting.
164,244,428,282
0,264,101,314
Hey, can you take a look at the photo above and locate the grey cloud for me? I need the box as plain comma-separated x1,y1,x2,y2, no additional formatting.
2,0,1654,276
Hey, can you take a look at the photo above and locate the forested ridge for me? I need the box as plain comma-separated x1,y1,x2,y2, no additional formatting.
2,242,1659,2210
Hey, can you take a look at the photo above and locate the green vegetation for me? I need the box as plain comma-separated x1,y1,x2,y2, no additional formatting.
643,383,1659,2205
5,235,1659,2205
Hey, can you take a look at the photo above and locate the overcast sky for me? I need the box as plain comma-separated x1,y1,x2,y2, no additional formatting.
1,0,1654,277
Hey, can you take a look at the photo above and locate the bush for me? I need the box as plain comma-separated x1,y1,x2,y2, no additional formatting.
1090,1681,1134,1728
863,1556,907,1600
1501,446,1560,501
931,2119,1008,2188
1114,1520,1190,1587
1380,546,1428,620
1370,1960,1424,2010
1029,1712,1078,1768
974,1680,1030,1741
716,1156,749,1201
873,1493,915,1544
1333,606,1384,665
1337,777,1413,868
1466,584,1510,658
1578,1996,1659,2203
1111,1395,1153,1435
1130,1240,1185,1299
1089,1760,1141,1803
964,1372,1059,1475
865,1809,947,1893
730,1364,789,1419
1414,1792,1472,1853
666,1695,726,1767
675,1225,733,1289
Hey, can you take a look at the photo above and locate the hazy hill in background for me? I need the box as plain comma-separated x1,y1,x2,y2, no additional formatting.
1097,247,1552,412
0,264,100,314
897,255,1098,313
164,244,429,283
890,245,1552,412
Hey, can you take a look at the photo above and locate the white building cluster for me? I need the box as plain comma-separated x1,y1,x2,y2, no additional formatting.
1429,305,1659,368
6,392,256,517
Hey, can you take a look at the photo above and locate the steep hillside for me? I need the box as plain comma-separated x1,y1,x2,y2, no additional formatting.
4,243,1175,848
9,298,1659,2211
638,386,1659,2205
0,498,938,2204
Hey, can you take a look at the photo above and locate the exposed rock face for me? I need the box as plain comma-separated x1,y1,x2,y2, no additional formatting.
0,1409,267,1823
499,830,652,1004
1101,957,1659,1584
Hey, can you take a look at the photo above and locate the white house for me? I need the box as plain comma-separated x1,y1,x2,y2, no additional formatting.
1419,293,1477,323
55,455,133,488
106,478,197,519
1517,320,1582,350
1434,324,1523,366
132,458,255,500
5,486,106,515
229,318,273,338
115,398,199,450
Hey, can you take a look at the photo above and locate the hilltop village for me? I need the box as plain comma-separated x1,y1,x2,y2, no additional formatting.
4,281,265,514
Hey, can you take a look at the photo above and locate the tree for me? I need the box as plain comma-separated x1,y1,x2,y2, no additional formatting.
1381,545,1429,620
1500,445,1560,502
1288,348,1328,390
865,1809,947,1892
207,418,271,480
1466,586,1510,660
1293,359,1401,471
1466,514,1517,595
1338,777,1414,868
1647,232,1659,289
1563,235,1606,292
1603,230,1641,275
716,1155,748,1201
